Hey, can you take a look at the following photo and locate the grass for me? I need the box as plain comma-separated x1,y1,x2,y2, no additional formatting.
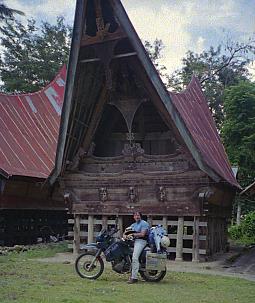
0,242,69,260
0,243,255,303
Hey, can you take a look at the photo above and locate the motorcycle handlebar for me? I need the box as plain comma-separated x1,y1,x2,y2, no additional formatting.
109,227,119,236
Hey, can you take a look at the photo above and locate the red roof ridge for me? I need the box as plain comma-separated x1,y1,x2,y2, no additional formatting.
168,75,198,95
0,65,66,98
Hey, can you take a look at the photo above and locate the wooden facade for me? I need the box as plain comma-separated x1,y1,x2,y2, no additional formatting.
50,0,238,260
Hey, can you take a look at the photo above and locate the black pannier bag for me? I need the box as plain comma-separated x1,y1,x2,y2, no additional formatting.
104,242,124,262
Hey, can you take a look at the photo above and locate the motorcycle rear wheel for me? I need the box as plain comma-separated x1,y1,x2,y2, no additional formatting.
140,269,166,282
75,252,104,279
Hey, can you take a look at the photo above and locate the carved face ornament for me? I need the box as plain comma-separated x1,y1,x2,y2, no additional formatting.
129,186,137,203
158,186,166,202
99,187,108,202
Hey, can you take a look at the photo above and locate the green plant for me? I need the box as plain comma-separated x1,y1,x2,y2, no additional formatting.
241,211,255,239
228,224,242,240
229,211,255,245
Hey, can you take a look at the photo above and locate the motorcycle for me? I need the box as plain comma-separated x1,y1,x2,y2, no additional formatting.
75,226,167,282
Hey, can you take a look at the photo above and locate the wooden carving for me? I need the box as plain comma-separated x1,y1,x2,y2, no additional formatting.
129,187,137,203
63,190,80,212
82,0,125,47
158,186,166,202
93,40,117,89
108,98,147,133
122,142,144,157
99,187,108,202
80,153,190,174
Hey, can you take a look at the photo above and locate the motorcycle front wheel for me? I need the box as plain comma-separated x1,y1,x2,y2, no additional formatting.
75,252,104,279
140,269,166,282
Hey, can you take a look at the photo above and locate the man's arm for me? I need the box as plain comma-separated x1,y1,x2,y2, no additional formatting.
133,230,147,238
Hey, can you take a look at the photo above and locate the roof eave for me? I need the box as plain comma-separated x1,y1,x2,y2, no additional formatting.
0,168,10,179
49,0,85,185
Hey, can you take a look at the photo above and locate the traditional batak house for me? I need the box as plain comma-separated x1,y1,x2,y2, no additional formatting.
0,68,67,245
49,0,240,261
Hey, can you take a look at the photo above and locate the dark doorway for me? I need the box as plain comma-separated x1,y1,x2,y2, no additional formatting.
123,215,133,230
122,214,149,230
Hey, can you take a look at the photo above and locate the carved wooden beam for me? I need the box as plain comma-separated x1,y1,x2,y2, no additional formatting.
81,84,109,153
81,0,126,46
67,82,108,171
80,51,137,63
93,40,117,89
94,0,109,39
81,28,126,46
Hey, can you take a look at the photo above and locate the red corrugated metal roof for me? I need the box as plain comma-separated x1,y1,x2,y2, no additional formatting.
169,76,239,188
0,66,66,178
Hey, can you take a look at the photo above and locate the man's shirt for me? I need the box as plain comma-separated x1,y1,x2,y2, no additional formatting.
131,220,149,236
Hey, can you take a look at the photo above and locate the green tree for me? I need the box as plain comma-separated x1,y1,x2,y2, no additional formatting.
0,16,71,93
221,81,255,187
144,39,167,78
167,42,254,127
229,211,255,244
0,1,24,21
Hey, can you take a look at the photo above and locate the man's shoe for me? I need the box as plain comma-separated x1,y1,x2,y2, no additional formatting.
127,278,138,284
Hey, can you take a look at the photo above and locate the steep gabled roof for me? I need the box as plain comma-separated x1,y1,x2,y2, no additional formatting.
0,67,66,179
169,77,239,188
49,0,239,189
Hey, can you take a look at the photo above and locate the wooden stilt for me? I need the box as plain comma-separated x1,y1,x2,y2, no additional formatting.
162,216,167,231
102,215,108,230
175,216,184,261
118,216,123,235
87,215,94,244
73,214,80,255
237,203,241,225
147,215,152,227
192,216,200,262
204,218,209,256
224,220,228,252
211,219,215,254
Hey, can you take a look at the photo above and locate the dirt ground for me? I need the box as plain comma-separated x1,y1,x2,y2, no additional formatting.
37,245,255,282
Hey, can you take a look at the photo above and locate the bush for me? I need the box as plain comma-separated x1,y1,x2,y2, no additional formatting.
229,224,242,240
241,211,255,239
229,211,255,245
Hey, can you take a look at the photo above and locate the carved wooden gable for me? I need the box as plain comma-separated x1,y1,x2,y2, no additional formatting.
60,24,207,215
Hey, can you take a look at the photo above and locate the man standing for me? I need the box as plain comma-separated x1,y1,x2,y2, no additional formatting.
127,212,149,284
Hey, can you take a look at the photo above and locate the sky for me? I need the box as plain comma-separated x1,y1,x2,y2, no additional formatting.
6,0,255,76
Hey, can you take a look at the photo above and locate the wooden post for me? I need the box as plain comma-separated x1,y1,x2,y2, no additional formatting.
147,215,152,227
224,220,229,252
211,219,215,255
162,216,167,231
192,216,200,262
236,203,241,225
102,215,108,230
73,214,80,255
87,215,94,244
118,216,123,235
175,216,184,261
204,220,209,256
